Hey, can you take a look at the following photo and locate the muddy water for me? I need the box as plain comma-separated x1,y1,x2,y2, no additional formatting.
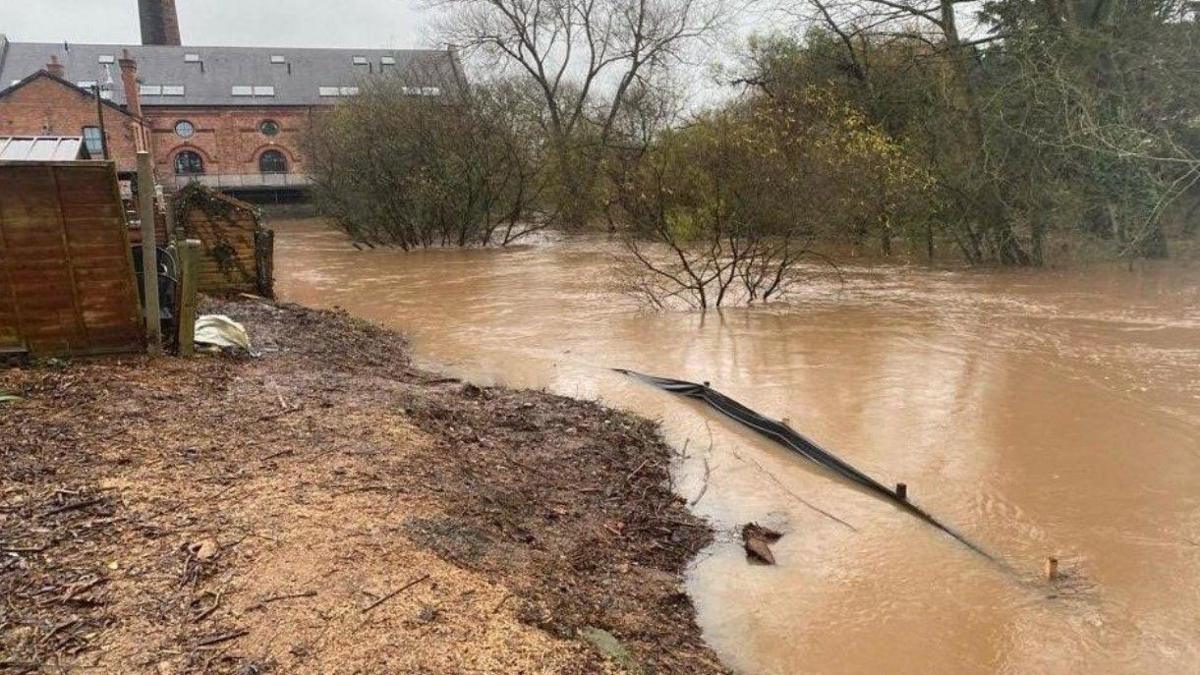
273,217,1200,674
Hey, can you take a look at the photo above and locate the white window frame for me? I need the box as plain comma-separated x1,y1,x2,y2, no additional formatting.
270,55,286,64
252,86,275,96
162,85,185,96
184,53,201,63
318,86,340,97
140,84,163,96
231,85,253,97
340,86,360,96
352,56,368,65
98,55,115,64
381,56,396,65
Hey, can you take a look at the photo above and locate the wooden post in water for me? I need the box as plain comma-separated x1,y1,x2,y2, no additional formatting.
896,483,908,501
176,239,201,356
1045,556,1059,581
136,151,162,355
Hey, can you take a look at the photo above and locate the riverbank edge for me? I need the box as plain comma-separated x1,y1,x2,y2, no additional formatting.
0,297,729,673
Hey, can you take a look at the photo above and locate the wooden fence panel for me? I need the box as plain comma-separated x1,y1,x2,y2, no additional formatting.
0,161,143,358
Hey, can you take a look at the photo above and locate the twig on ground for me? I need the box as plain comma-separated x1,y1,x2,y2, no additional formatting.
361,574,431,614
41,498,102,518
194,629,248,647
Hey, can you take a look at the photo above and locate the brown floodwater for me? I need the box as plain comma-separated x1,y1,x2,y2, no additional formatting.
273,217,1200,674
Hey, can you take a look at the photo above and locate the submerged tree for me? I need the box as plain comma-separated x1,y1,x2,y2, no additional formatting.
305,77,549,248
613,90,925,309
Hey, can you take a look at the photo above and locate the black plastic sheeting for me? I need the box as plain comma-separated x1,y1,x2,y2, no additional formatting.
616,368,994,560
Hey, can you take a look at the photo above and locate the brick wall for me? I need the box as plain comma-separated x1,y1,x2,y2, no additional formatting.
148,106,314,178
0,76,145,172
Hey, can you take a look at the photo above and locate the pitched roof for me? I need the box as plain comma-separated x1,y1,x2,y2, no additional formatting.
0,39,461,108
0,69,139,118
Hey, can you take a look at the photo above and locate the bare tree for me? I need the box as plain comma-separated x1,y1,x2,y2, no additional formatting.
430,0,735,223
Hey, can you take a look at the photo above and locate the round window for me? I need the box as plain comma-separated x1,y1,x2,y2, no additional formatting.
174,120,195,138
259,120,280,136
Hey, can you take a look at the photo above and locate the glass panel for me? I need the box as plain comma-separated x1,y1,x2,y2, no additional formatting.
259,150,287,174
174,151,205,175
82,127,104,156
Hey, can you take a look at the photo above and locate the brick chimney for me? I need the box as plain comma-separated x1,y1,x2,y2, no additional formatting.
138,0,181,46
46,55,64,78
118,50,142,117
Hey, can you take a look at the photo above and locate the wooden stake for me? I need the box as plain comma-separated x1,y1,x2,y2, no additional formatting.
136,151,162,355
1045,556,1059,581
176,239,201,356
895,483,907,501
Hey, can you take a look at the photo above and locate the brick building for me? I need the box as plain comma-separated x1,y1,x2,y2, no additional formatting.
0,0,460,199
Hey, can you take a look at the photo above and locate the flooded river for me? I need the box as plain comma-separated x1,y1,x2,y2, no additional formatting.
273,217,1200,674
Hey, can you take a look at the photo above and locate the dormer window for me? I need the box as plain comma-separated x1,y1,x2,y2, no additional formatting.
352,56,368,65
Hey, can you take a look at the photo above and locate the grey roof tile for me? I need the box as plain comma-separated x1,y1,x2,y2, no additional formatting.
0,40,460,107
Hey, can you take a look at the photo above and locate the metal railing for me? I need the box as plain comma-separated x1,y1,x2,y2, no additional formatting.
168,173,314,190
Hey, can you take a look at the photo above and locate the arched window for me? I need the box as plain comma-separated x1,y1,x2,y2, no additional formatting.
259,149,287,174
174,150,204,175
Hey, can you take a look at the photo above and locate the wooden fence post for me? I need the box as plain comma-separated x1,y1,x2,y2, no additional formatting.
177,239,201,357
137,151,162,355
254,228,275,299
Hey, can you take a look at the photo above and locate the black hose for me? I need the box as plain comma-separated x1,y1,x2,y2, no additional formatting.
616,368,995,560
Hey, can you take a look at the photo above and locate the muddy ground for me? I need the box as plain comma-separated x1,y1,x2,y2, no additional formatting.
0,298,727,674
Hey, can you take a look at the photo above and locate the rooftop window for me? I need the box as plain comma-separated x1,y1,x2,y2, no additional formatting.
77,81,96,89
381,56,396,65
340,86,360,96
162,85,185,96
352,56,368,65
318,86,340,96
98,55,114,64
270,55,286,64
231,85,253,96
140,84,163,96
184,53,201,63
253,86,276,96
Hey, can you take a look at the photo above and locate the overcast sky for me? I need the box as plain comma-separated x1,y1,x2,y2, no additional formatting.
0,0,430,48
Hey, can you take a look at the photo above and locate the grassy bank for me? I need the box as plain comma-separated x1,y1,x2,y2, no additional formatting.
0,298,725,674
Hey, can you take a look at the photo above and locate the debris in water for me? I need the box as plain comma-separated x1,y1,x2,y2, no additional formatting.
742,522,784,565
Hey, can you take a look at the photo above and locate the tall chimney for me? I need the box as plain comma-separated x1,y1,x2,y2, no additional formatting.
118,50,142,118
138,0,182,46
46,55,65,78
